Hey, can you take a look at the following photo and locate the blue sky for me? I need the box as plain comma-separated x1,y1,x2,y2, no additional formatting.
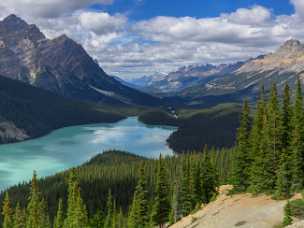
92,0,295,20
0,0,303,78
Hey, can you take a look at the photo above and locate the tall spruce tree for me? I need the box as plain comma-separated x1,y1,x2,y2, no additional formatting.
249,86,265,163
26,171,50,228
64,170,88,228
281,84,292,150
54,199,64,228
104,190,113,228
275,84,293,198
250,84,282,193
291,78,304,190
13,203,26,228
117,208,125,228
128,164,149,228
249,113,273,193
191,159,202,208
2,192,13,228
266,83,283,173
178,157,192,216
111,199,117,228
200,150,218,204
232,99,251,191
152,155,171,228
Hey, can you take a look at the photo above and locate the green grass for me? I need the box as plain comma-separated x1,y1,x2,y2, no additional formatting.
289,199,304,219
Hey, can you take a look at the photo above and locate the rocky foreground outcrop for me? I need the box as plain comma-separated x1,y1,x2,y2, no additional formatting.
287,221,304,227
171,185,302,228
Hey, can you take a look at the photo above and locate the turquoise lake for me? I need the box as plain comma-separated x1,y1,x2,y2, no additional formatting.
0,117,176,190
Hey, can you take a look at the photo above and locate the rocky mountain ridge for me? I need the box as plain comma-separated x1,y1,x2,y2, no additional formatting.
130,63,243,95
129,39,304,103
0,14,160,106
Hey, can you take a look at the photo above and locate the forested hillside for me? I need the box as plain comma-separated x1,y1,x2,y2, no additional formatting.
0,149,233,227
2,80,304,227
0,75,124,143
139,104,242,153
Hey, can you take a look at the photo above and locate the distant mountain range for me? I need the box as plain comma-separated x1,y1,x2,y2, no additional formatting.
129,64,243,95
128,39,304,104
1,14,304,110
0,14,160,106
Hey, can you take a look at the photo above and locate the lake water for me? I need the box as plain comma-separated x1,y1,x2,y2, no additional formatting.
0,117,176,190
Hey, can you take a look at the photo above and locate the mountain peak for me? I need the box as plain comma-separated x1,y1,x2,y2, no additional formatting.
278,39,304,53
2,14,28,28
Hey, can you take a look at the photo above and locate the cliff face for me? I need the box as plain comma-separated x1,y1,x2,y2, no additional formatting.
0,14,160,106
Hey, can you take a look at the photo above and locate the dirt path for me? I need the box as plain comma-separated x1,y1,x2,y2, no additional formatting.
171,185,295,228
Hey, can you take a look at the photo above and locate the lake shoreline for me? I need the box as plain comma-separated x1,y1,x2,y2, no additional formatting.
0,117,176,191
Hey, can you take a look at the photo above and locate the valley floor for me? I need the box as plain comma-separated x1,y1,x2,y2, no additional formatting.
171,185,302,228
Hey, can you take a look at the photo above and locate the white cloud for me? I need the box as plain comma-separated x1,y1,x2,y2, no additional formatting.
224,5,272,25
133,6,275,46
79,12,127,34
1,2,304,79
291,0,304,18
0,0,113,18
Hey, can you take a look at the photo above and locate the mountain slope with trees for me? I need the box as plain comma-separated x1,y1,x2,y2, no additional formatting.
139,104,242,153
0,74,124,144
2,80,304,227
0,148,231,227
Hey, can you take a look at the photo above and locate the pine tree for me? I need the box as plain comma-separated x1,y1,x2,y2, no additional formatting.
249,86,265,164
275,84,293,198
104,190,113,228
291,78,304,190
178,157,192,216
283,201,293,226
88,211,103,228
64,170,88,228
250,84,281,193
2,192,13,228
128,164,149,228
266,83,283,174
249,112,275,193
54,199,64,228
200,151,218,204
169,181,178,224
168,207,176,226
275,154,293,199
232,100,251,191
111,199,117,228
189,158,201,208
26,171,50,228
117,208,125,228
152,155,171,228
13,203,26,228
281,83,292,150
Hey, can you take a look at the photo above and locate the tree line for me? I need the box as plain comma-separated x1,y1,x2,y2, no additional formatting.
232,79,304,198
1,149,226,228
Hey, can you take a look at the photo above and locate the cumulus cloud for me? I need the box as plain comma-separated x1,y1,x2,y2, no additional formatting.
0,1,304,79
0,0,113,18
224,5,272,25
291,0,304,18
79,12,127,34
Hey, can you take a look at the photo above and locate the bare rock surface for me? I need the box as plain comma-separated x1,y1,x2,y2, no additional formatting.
171,185,294,228
0,14,159,106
